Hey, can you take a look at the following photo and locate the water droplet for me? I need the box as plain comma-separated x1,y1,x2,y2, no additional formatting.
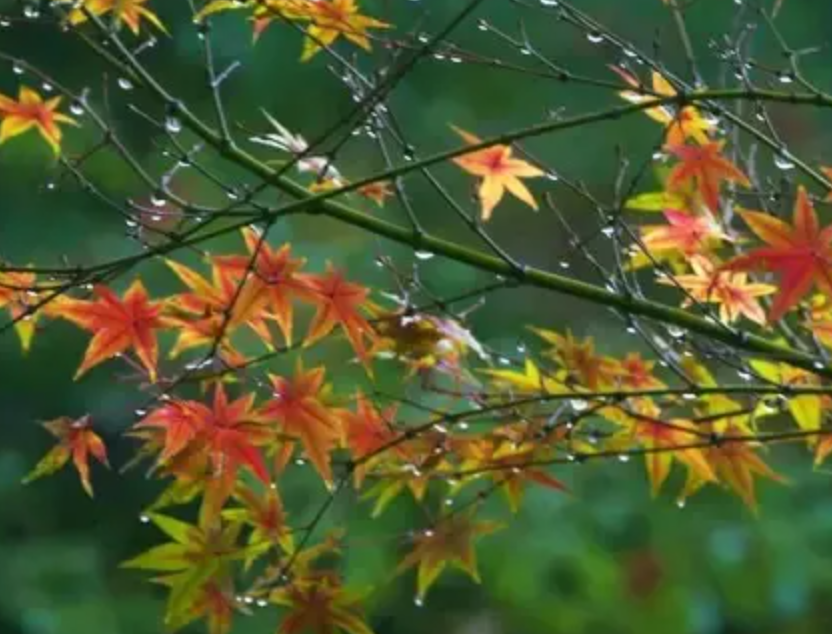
777,71,794,84
414,597,425,607
774,151,795,171
618,454,630,463
70,102,84,116
150,194,167,207
414,250,434,261
570,398,588,412
117,77,133,91
165,116,182,134
23,5,40,19
12,62,24,75
139,514,151,523
586,32,604,44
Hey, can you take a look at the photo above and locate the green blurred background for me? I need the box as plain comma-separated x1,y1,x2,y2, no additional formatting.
3,0,832,633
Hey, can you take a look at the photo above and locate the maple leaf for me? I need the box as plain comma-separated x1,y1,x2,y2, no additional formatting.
455,437,567,513
343,392,399,487
300,0,391,61
639,210,730,263
262,364,343,487
302,263,378,362
611,66,715,147
531,327,620,390
454,140,541,216
678,424,786,513
615,353,667,390
270,574,374,634
122,514,249,631
135,385,271,517
609,401,716,496
356,180,394,207
68,0,167,34
666,141,750,212
164,257,272,355
749,359,823,434
725,186,832,322
175,582,236,634
396,512,503,602
215,228,314,345
451,125,544,222
483,358,567,394
659,254,775,325
0,269,50,353
0,86,79,155
23,415,109,496
223,483,295,564
53,280,165,381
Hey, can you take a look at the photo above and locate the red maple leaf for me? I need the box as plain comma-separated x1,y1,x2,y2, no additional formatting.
343,391,399,487
262,364,343,487
725,185,832,322
301,264,377,362
667,141,750,212
53,280,165,381
215,228,314,345
135,385,271,516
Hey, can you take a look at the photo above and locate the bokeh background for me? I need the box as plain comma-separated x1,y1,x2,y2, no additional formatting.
3,1,832,633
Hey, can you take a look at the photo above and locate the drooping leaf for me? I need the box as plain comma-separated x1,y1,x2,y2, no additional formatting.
23,415,109,497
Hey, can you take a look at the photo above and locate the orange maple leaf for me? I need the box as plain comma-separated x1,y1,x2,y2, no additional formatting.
0,86,78,155
725,186,832,322
23,415,109,496
262,364,343,487
356,180,394,207
531,327,619,390
300,0,391,61
215,228,314,345
302,263,377,362
136,385,271,515
615,352,667,390
165,257,272,355
451,125,544,221
660,254,775,325
396,512,503,603
68,0,167,34
610,66,714,147
53,280,165,381
679,424,786,513
667,141,750,212
640,209,729,259
611,403,716,496
0,269,49,353
455,438,567,513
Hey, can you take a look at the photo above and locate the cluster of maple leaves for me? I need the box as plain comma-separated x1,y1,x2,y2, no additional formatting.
5,0,832,633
